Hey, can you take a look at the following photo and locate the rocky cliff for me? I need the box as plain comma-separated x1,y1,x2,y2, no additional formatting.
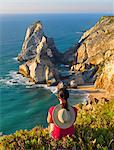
18,17,114,91
18,21,61,85
71,16,114,92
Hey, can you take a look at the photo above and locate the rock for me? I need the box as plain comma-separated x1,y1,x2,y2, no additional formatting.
70,64,82,72
19,64,29,77
56,81,64,90
18,17,114,91
70,80,77,88
70,63,86,72
19,58,60,85
62,43,81,64
77,43,88,63
104,50,114,59
18,21,44,61
18,21,61,85
95,56,114,93
71,16,114,92
69,72,84,85
83,65,98,83
18,21,61,63
87,53,104,65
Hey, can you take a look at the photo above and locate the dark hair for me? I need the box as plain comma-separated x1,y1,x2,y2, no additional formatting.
58,87,69,111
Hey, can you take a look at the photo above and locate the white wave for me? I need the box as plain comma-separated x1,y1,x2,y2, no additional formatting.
26,84,47,89
0,70,57,93
12,57,18,61
26,83,57,94
60,64,69,68
45,86,57,94
0,71,34,86
0,71,88,104
76,31,83,34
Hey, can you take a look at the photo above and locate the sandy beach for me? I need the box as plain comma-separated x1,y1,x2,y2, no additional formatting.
77,84,114,100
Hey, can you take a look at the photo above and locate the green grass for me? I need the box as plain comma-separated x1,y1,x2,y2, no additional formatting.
99,16,114,24
99,16,107,23
108,16,114,24
0,100,114,150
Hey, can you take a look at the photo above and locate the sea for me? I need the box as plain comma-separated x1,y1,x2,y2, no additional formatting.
0,13,112,135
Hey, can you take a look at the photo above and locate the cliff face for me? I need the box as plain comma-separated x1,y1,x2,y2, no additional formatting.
18,21,60,85
95,56,114,93
72,16,114,92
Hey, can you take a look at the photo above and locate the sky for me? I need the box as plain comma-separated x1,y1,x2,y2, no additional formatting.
0,0,113,14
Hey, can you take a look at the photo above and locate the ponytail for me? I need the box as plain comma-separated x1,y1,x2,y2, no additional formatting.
61,100,69,111
58,87,69,111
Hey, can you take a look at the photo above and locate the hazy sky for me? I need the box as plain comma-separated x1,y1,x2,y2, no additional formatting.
0,0,113,14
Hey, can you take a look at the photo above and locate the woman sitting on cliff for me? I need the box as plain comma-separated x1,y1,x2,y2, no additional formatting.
47,87,77,140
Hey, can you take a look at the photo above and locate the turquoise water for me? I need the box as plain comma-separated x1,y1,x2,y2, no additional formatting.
0,13,110,134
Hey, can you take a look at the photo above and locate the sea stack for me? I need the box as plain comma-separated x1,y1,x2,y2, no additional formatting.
18,21,60,85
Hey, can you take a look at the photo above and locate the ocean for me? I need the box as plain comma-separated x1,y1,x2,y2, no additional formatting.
0,13,110,135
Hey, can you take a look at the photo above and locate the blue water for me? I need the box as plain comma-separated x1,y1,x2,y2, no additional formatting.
0,13,111,134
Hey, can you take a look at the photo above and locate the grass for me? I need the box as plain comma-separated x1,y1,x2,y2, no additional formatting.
0,100,114,150
98,16,114,24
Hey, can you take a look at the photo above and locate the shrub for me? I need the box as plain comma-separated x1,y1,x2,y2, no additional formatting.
0,100,114,150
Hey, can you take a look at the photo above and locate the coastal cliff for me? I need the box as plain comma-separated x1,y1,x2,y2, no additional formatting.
71,16,114,93
1,16,114,150
18,21,60,85
18,16,114,92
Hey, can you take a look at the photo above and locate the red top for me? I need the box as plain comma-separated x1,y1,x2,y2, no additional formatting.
48,106,77,140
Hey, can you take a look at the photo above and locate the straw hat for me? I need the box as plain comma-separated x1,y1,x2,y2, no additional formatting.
52,104,76,129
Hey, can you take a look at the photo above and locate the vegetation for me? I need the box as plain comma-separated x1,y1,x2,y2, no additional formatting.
99,16,107,23
98,16,114,24
0,100,114,150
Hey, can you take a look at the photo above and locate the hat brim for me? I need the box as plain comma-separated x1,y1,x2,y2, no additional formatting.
52,104,76,129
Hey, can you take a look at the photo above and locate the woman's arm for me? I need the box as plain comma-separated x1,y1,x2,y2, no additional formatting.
47,112,51,123
47,106,54,123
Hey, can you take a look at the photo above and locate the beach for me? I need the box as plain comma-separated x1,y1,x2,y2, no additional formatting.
77,85,114,100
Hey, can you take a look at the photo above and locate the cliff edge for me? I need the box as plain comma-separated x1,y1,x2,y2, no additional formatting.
71,16,114,93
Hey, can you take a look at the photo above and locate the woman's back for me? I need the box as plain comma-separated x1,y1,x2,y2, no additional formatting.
47,87,77,140
48,105,77,140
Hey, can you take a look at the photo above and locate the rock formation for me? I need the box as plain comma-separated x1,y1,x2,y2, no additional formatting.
95,56,114,93
18,21,60,85
71,16,114,92
62,43,81,64
18,16,114,91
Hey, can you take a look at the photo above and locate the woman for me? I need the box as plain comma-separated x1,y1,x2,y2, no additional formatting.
47,87,77,140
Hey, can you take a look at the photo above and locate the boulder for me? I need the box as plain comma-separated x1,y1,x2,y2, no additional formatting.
70,80,77,88
70,64,82,72
70,63,86,72
69,72,84,86
19,58,60,85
